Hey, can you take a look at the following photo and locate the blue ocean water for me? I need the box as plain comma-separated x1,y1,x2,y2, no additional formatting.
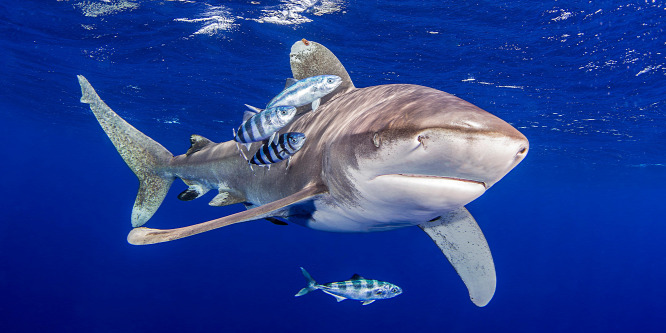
1,1,664,332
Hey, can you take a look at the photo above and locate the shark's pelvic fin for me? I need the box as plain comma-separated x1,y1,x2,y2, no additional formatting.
78,75,175,227
127,183,328,245
208,190,246,207
186,134,215,156
418,207,496,307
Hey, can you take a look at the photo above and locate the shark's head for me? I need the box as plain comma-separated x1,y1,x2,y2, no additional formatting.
322,84,528,227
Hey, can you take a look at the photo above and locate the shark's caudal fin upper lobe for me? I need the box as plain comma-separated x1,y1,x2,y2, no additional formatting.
78,75,174,227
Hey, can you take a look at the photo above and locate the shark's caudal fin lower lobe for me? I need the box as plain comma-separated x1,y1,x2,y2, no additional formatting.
295,267,318,297
78,75,175,227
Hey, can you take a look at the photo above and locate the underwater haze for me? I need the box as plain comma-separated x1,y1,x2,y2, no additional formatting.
1,1,665,332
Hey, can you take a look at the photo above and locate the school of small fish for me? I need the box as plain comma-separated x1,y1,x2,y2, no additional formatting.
233,75,342,168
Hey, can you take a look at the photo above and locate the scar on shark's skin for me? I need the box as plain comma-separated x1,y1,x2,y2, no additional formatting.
78,40,528,308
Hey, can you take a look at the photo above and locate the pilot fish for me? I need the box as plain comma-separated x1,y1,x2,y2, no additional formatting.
249,132,306,167
266,75,342,112
234,105,297,148
295,267,403,305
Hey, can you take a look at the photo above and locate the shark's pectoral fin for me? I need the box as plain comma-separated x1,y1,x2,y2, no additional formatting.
127,183,328,245
418,207,496,307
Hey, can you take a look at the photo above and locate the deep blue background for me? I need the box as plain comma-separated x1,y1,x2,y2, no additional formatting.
1,1,664,332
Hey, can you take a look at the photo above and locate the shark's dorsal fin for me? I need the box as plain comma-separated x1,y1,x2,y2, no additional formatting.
128,183,328,245
186,134,215,156
418,207,496,307
290,40,355,105
350,274,364,280
285,78,298,89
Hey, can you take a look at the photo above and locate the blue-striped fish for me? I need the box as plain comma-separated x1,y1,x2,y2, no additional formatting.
249,132,306,167
233,105,297,149
295,267,402,305
266,75,342,112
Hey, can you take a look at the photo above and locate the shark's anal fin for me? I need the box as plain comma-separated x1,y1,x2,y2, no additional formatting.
418,207,496,307
177,180,210,201
128,183,327,245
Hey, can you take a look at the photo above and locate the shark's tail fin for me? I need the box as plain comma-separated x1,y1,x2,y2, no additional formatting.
78,75,175,227
295,267,318,297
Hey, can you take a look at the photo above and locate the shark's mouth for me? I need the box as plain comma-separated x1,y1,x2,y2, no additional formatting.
383,174,488,189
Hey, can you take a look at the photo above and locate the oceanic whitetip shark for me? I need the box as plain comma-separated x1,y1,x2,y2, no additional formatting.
77,40,528,307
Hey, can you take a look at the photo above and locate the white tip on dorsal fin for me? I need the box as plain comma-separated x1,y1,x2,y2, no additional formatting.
285,78,298,89
186,134,216,156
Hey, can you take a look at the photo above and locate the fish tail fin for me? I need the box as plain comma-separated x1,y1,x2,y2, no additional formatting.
295,267,318,297
78,75,175,228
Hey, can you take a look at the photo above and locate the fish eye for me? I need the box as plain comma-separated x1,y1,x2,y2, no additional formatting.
375,290,383,295
391,288,398,293
327,78,333,84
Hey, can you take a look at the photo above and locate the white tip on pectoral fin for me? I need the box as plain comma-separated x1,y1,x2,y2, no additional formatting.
419,207,496,307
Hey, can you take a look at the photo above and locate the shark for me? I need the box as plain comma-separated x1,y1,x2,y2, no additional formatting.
77,40,528,307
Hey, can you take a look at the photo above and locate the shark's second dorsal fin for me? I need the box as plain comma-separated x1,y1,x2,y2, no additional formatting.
350,274,364,280
290,40,355,104
186,134,215,156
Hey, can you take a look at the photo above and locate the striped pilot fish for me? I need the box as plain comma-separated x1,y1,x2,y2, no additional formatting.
249,132,306,167
265,75,342,112
295,267,402,305
233,105,297,149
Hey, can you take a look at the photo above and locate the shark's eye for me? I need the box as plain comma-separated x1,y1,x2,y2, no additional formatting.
372,133,381,148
